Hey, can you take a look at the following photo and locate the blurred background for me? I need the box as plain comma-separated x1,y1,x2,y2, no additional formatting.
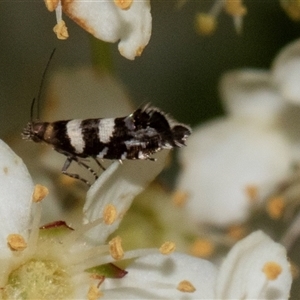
1,1,300,138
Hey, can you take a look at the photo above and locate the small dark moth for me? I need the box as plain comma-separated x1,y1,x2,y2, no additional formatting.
23,49,191,185
22,106,191,185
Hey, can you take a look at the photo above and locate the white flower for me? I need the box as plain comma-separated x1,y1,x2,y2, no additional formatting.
46,0,152,60
0,138,168,298
176,69,293,226
272,38,300,105
99,231,292,299
83,150,170,243
215,230,292,299
0,140,34,263
176,39,300,227
0,140,292,299
177,117,292,226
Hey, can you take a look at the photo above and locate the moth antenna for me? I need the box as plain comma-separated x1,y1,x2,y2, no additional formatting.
33,48,56,121
30,97,36,122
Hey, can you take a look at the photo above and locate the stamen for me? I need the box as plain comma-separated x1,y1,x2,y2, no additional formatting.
66,244,109,267
109,236,124,260
177,280,196,293
159,241,176,255
103,204,117,225
62,217,104,245
256,262,283,298
27,202,42,254
72,248,159,273
55,0,62,23
7,234,27,251
121,248,159,260
53,1,69,40
32,184,49,203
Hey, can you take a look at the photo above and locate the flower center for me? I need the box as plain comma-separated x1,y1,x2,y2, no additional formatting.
2,259,72,300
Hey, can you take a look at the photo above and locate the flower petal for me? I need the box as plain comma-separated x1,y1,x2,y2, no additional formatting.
102,252,217,299
62,0,152,60
216,230,292,299
0,140,34,246
220,69,284,126
272,38,300,104
83,150,169,243
177,119,292,226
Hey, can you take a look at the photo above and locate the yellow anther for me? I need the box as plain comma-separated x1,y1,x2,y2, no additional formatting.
87,285,103,300
33,184,49,203
266,197,285,220
245,184,259,203
262,261,282,280
225,0,247,16
159,241,176,255
53,20,69,40
109,236,124,260
7,234,27,251
172,190,189,207
190,238,214,258
103,204,117,225
177,280,196,293
44,0,59,12
114,0,133,10
227,224,246,240
195,13,217,36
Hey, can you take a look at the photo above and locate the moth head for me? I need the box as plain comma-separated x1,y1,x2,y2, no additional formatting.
22,121,46,143
171,125,192,147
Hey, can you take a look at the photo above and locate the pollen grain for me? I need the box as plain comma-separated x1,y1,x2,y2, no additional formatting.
114,0,133,10
109,236,124,260
44,0,59,12
87,285,103,300
262,261,282,280
177,280,196,293
7,234,27,251
33,184,49,203
159,241,176,255
53,20,69,40
103,204,117,225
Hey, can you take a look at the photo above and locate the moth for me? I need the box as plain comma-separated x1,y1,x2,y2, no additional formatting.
23,50,191,185
22,105,191,185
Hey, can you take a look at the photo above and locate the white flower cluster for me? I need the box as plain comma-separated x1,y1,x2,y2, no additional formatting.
0,139,292,298
177,38,300,227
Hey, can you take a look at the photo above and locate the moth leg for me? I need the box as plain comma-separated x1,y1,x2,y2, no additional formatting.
74,157,99,180
147,157,156,161
61,157,91,186
93,157,106,171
